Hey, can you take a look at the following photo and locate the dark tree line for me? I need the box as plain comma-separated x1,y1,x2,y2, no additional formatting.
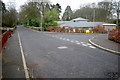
0,0,17,27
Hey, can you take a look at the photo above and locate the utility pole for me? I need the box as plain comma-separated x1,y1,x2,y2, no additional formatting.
0,1,2,27
40,10,43,31
39,2,44,31
29,0,49,31
39,1,48,31
92,3,95,22
93,9,95,22
117,1,120,26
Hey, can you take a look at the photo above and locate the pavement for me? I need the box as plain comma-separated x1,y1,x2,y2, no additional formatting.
89,35,120,55
1,26,119,79
2,30,25,78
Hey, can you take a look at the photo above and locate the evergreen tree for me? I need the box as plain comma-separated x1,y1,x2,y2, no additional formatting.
62,5,73,21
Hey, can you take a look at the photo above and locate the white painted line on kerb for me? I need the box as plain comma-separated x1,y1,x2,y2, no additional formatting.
17,31,30,79
89,38,120,54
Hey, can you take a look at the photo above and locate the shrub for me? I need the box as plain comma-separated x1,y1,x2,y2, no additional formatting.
108,27,120,43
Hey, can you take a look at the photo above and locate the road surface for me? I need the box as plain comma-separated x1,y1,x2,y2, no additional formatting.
16,26,118,78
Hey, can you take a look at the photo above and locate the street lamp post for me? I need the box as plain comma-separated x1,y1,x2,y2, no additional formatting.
30,0,49,31
117,1,120,26
93,9,95,22
92,3,95,22
39,2,45,31
40,10,43,31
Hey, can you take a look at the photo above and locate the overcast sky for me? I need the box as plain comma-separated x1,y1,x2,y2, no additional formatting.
3,0,104,14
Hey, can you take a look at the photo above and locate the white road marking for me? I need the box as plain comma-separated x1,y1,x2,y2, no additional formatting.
76,43,80,45
66,39,70,41
58,46,68,49
89,46,96,49
60,37,62,39
82,44,88,46
62,38,66,40
75,41,79,43
80,42,84,43
17,31,30,79
71,40,74,43
87,43,92,46
17,67,20,71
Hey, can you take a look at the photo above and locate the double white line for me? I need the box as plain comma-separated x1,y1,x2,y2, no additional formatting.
17,31,30,79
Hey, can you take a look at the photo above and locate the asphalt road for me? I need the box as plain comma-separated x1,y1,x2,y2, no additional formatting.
17,26,118,78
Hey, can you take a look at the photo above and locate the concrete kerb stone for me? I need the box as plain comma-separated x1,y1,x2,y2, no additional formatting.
89,37,120,56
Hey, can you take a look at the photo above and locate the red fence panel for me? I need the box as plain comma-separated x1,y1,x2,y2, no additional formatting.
0,30,11,53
